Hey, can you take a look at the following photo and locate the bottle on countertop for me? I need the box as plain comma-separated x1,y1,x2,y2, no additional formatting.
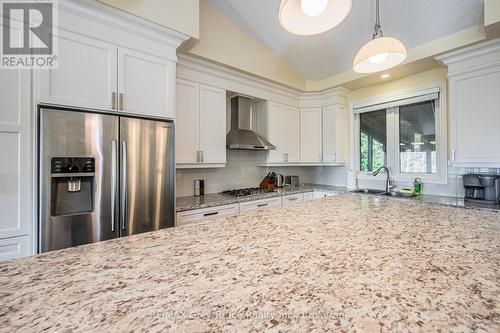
194,179,204,196
413,178,422,195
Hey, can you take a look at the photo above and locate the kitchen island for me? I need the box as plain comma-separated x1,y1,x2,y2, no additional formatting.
1,194,499,332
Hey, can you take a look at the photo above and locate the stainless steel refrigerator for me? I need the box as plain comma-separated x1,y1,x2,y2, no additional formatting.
39,107,175,253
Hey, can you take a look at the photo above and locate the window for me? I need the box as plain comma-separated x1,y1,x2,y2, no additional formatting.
354,87,446,183
360,109,386,172
399,100,436,174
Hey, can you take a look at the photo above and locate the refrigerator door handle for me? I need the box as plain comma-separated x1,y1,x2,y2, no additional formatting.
111,140,118,232
120,140,128,231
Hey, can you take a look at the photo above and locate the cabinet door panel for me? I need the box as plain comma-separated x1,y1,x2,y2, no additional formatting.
284,106,300,162
38,30,117,110
175,80,199,164
0,236,31,261
300,107,322,162
118,48,174,118
199,85,226,164
453,70,500,164
267,102,285,163
0,66,30,241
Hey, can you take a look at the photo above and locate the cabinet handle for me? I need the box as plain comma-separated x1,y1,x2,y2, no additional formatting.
203,212,218,217
257,203,268,207
119,93,124,110
201,151,204,163
111,92,116,110
451,149,456,162
288,197,298,201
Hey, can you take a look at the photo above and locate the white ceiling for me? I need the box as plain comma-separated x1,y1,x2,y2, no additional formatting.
208,0,484,80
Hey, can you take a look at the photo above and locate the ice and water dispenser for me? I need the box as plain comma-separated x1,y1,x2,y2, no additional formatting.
50,157,95,216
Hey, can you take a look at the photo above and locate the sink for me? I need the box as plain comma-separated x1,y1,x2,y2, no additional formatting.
353,189,388,195
353,189,417,198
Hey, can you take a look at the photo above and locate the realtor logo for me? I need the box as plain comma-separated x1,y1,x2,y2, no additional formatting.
1,0,58,68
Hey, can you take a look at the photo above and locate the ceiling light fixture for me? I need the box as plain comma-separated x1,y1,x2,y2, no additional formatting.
279,0,352,36
301,0,328,17
353,0,407,73
381,73,390,79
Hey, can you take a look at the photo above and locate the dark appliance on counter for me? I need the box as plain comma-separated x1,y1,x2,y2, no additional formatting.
463,174,500,205
285,175,300,188
39,107,175,253
222,188,275,197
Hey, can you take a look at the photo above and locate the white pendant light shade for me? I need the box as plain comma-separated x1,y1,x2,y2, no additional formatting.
353,36,407,73
279,0,352,36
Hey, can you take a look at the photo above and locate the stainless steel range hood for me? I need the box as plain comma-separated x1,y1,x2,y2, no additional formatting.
226,96,275,150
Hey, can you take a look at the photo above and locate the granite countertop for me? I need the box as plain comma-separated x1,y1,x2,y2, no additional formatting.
176,184,500,213
176,184,347,212
1,194,499,332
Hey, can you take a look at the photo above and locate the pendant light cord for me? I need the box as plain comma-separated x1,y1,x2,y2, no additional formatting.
373,0,384,39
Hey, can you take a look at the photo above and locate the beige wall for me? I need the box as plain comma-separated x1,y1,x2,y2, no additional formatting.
485,0,500,26
98,0,200,38
348,68,447,103
184,0,305,90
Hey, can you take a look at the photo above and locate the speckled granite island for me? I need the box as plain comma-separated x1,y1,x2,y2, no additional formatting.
1,195,499,332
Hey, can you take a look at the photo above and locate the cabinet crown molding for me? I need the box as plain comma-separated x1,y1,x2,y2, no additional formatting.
59,0,190,59
437,38,500,77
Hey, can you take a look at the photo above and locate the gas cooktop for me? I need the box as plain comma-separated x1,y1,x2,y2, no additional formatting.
221,188,275,197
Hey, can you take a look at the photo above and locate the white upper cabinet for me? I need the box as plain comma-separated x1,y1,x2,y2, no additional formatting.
438,40,500,167
300,107,322,162
36,3,187,120
322,104,348,163
37,30,118,111
175,79,226,168
284,106,300,163
199,85,227,164
176,79,199,164
265,102,300,163
267,102,285,163
118,48,174,118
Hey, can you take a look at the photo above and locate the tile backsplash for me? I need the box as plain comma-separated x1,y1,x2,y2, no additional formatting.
176,149,499,198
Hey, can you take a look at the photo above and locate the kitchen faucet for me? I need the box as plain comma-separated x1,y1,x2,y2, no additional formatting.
372,166,396,193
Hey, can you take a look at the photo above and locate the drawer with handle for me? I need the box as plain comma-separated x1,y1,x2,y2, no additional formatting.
239,197,282,214
176,204,239,227
282,193,304,205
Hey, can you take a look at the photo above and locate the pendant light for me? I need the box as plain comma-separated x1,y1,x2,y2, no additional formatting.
353,0,407,73
279,0,352,36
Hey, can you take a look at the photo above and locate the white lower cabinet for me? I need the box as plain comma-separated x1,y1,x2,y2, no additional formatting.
239,197,282,214
282,193,304,205
313,191,338,199
303,192,314,201
0,236,31,261
177,204,239,227
176,190,339,228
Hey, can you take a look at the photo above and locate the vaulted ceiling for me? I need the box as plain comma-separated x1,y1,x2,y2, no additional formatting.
208,0,484,80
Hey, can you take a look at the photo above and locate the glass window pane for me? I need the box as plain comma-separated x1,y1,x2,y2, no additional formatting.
360,110,387,172
399,100,437,174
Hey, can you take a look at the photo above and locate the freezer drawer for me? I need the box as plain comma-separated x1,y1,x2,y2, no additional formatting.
176,204,239,227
